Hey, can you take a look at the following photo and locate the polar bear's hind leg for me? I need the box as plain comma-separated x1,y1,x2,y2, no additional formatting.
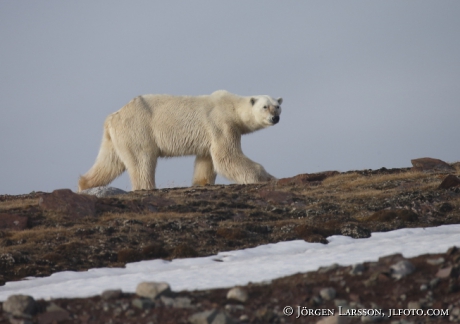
124,153,158,191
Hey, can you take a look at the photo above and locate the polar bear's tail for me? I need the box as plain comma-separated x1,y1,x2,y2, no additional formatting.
78,124,125,192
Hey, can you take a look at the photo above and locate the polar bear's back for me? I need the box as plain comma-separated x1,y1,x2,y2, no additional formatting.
108,93,235,157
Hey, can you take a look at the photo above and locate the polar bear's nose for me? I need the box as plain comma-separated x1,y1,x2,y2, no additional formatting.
271,116,280,124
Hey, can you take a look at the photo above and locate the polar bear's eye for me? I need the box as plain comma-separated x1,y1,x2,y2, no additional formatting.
263,106,267,109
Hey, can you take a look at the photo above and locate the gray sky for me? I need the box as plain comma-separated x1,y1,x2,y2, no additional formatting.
1,1,459,195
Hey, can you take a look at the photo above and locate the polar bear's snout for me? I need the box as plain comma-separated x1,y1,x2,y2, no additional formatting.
271,116,280,124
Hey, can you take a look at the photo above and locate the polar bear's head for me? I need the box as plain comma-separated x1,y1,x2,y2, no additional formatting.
249,95,283,128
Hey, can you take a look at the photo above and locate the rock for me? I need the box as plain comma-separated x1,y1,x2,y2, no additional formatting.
319,287,336,301
224,304,245,312
426,257,445,266
341,224,371,239
316,315,350,324
136,281,172,299
334,299,348,307
361,314,383,322
349,294,360,303
9,319,33,324
79,186,128,198
188,309,235,324
277,171,339,187
37,303,70,324
38,189,97,218
0,213,29,231
132,298,154,310
350,263,365,275
447,246,459,255
390,260,415,279
160,296,193,308
378,253,405,264
411,157,455,172
429,277,441,288
101,289,123,300
2,294,36,317
450,307,460,322
318,264,340,273
255,307,277,322
407,301,421,309
436,266,454,278
448,278,459,293
226,287,248,303
438,174,460,189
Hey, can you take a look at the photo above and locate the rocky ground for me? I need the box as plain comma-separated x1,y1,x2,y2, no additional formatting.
1,158,460,323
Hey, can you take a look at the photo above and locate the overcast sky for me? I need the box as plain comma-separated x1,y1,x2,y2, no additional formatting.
1,1,459,195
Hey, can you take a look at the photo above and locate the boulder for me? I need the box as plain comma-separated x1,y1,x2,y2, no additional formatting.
189,309,235,324
136,281,172,299
319,287,336,301
411,157,454,172
2,294,36,317
438,174,460,189
37,303,70,323
38,189,97,218
390,260,415,279
79,186,127,198
226,287,248,303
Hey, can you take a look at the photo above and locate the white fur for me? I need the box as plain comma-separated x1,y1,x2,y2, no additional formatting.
78,90,282,191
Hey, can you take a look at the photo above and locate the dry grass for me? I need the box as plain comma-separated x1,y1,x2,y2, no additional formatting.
0,198,38,212
452,162,460,174
332,189,393,200
322,173,361,188
99,211,199,223
289,170,451,220
7,227,68,242
323,171,428,191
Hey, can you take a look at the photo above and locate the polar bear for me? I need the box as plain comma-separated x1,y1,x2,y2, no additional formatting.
78,90,282,191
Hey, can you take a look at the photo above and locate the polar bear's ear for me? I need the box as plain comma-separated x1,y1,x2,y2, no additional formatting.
250,98,258,106
277,97,283,105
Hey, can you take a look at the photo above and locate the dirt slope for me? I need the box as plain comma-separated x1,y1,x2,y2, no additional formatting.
1,164,460,323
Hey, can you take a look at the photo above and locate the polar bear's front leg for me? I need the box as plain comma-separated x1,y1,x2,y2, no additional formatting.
210,139,275,184
192,155,217,186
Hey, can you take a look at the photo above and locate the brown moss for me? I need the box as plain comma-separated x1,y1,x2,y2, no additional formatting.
56,242,84,253
0,198,38,212
366,209,419,222
42,252,63,263
171,244,198,259
294,225,328,244
0,231,11,239
142,243,168,259
117,248,142,263
216,227,247,240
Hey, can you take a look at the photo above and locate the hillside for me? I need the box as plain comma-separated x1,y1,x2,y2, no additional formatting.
1,158,460,323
